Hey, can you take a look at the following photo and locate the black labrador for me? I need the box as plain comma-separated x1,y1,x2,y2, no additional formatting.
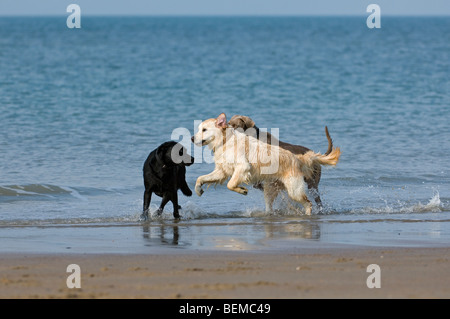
141,141,194,220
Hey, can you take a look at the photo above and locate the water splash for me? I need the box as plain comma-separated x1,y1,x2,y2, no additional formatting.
405,191,442,213
349,191,443,215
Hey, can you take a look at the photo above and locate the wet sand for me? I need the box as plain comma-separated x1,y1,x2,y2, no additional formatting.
1,247,449,299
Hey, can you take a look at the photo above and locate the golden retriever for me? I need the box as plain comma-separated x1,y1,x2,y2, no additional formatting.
228,115,333,207
191,113,341,215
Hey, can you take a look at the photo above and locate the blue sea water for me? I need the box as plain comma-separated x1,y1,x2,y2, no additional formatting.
0,17,449,253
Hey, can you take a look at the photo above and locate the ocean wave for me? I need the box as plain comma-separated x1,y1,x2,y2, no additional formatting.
0,184,72,197
0,183,122,202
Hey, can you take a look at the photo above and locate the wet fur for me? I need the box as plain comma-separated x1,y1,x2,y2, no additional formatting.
228,115,334,207
142,141,194,220
192,114,340,215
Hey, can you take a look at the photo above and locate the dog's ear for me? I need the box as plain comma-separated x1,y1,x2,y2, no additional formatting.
215,113,227,129
237,118,247,130
242,116,255,129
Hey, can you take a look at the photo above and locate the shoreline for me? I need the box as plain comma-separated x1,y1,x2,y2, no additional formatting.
2,214,449,255
1,246,449,298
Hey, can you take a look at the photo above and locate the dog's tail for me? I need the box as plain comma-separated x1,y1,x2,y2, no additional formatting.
324,126,333,156
297,147,341,170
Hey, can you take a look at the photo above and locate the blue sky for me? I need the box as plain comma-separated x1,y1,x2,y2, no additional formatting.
1,0,449,16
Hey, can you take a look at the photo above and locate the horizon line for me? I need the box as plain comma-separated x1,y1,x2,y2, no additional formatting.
1,13,450,17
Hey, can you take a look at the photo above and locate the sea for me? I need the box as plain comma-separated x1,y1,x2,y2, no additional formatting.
0,16,449,254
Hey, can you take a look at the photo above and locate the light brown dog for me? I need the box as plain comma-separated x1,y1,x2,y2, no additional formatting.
228,115,334,208
192,113,341,215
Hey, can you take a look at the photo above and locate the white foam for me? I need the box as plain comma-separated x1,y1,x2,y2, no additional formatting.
144,201,211,220
405,191,442,213
60,186,88,202
349,191,443,215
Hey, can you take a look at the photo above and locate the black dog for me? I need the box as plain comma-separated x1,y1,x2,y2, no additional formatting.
141,141,194,220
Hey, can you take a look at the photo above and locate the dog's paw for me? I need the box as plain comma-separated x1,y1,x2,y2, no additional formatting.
304,205,312,216
185,189,193,197
195,184,204,197
241,187,248,195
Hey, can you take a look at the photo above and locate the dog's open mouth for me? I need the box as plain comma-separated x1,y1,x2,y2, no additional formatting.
193,140,206,146
191,137,209,146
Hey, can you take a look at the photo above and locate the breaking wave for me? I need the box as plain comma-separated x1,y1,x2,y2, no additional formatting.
0,184,73,197
0,183,125,202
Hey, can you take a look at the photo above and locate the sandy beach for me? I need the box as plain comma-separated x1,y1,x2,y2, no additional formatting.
1,247,449,299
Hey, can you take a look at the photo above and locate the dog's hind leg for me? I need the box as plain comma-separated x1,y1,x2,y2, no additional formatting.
263,182,280,213
310,187,323,209
300,194,313,216
171,192,180,219
311,165,323,208
284,176,312,216
306,179,322,208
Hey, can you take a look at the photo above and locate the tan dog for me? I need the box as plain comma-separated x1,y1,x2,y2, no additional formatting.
191,113,341,215
228,115,333,207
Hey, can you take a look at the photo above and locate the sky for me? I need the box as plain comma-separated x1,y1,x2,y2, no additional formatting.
1,0,449,16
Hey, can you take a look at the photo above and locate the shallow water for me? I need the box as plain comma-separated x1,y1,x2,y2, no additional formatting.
0,17,449,253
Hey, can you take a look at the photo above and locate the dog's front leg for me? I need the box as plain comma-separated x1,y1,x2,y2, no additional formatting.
227,166,249,195
141,189,152,220
195,169,225,196
195,170,224,196
157,194,171,215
